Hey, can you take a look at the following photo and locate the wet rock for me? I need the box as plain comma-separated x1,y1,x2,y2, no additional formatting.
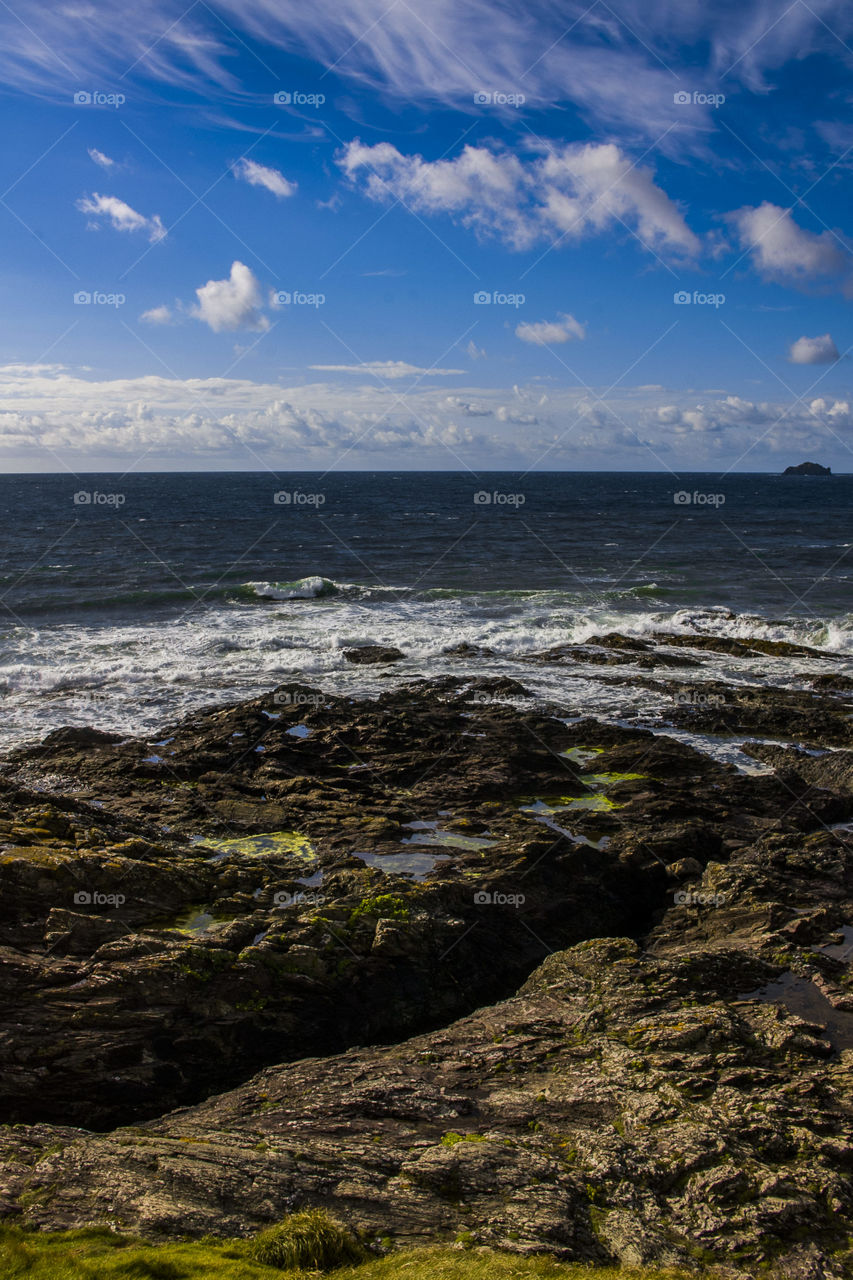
1,667,853,1276
342,646,405,664
2,935,851,1278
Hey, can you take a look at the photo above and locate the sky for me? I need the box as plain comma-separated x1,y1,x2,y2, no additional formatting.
0,0,852,473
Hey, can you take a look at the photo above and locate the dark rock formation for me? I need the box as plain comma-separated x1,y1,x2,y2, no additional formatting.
1,633,852,1277
342,646,405,664
782,462,831,475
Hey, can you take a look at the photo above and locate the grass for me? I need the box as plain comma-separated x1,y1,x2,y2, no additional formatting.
249,1210,365,1270
0,1224,725,1280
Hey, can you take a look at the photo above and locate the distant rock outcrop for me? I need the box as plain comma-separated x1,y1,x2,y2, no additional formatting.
783,461,831,475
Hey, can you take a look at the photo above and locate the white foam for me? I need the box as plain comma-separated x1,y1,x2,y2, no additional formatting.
245,575,340,600
0,596,849,768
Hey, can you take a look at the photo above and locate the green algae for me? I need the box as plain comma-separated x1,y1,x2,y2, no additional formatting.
583,771,647,786
162,905,231,936
560,747,604,765
519,795,618,815
519,761,647,820
349,893,411,926
196,831,315,861
0,846,67,866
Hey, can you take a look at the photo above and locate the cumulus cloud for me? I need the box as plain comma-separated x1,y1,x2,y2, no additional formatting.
516,314,586,345
338,140,700,257
233,157,296,199
787,333,840,364
88,147,115,168
0,364,847,468
140,305,174,325
727,203,851,291
77,192,166,243
192,261,269,333
444,396,492,415
308,361,464,379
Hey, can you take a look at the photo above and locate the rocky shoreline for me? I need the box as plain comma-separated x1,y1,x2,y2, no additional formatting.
0,630,851,1277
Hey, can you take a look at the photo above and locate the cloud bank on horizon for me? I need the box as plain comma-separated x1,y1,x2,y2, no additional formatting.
0,0,850,471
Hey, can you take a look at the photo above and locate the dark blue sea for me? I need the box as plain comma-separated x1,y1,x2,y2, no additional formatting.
0,471,849,753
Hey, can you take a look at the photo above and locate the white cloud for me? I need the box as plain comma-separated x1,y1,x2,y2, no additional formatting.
338,140,699,257
308,361,464,379
77,192,166,243
466,339,486,360
233,157,296,199
787,333,840,364
727,203,851,290
214,0,853,152
516,314,586,345
444,396,492,415
1,3,852,159
140,305,174,325
0,363,847,468
88,147,115,169
192,261,269,333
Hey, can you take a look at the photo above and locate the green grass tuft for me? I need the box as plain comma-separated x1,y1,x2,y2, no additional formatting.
249,1210,366,1271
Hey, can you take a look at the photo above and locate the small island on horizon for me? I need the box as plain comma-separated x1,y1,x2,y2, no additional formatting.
782,461,832,475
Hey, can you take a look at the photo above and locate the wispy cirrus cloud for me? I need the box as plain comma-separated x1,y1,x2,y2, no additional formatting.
214,0,853,150
309,361,465,379
2,2,852,152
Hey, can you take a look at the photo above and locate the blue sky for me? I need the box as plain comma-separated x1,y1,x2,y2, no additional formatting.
0,0,852,471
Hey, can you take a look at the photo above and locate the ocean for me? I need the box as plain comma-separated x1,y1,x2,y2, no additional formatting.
0,470,850,753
